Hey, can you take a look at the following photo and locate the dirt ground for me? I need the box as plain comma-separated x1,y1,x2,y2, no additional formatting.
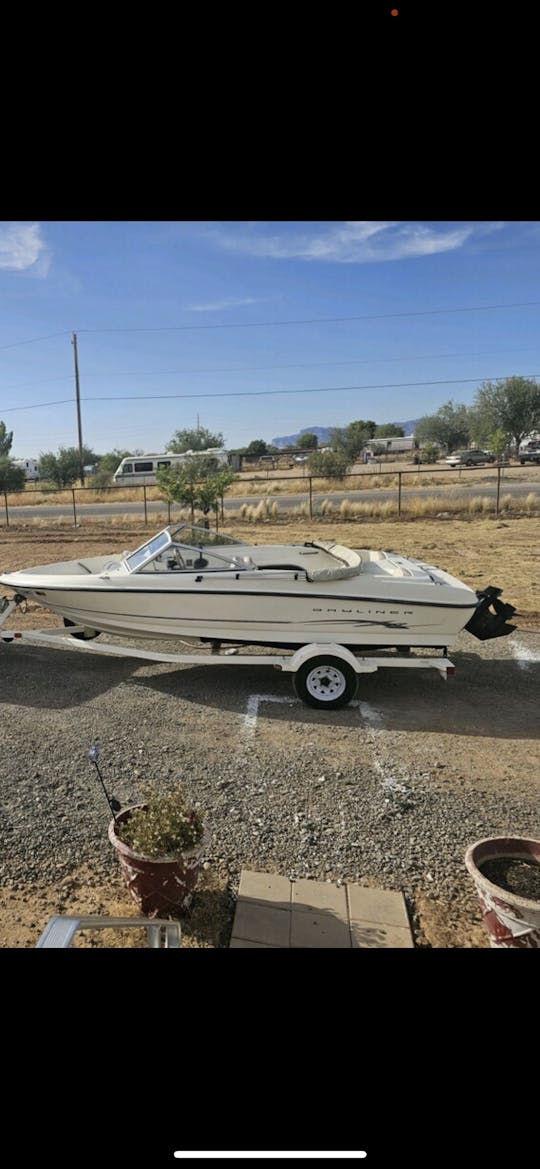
1,515,539,948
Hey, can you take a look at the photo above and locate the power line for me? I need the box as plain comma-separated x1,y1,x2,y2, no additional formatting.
2,372,540,414
0,399,73,412
1,297,540,359
0,331,70,351
4,343,540,392
76,300,540,333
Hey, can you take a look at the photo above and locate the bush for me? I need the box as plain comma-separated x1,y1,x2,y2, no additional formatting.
307,450,351,479
0,458,26,492
116,785,205,858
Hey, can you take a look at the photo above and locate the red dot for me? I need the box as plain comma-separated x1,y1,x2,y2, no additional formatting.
391,7,399,13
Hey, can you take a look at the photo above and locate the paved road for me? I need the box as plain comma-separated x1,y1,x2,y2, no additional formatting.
3,471,539,522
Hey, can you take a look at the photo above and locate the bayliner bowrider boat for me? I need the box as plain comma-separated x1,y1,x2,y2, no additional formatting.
0,523,516,649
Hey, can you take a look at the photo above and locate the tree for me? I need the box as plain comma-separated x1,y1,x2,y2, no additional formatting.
96,449,133,474
472,377,540,455
414,401,470,453
0,422,14,457
90,449,133,489
419,442,440,465
488,428,508,460
167,427,224,453
0,457,25,491
330,419,376,461
297,432,318,450
374,423,405,438
307,449,351,479
156,457,235,523
39,446,98,488
245,439,268,456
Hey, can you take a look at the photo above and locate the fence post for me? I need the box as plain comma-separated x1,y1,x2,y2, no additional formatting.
143,485,148,525
167,498,171,524
308,476,313,519
398,472,402,517
3,490,8,527
72,488,77,526
496,463,501,517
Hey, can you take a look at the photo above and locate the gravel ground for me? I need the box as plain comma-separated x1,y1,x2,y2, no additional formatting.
1,525,539,948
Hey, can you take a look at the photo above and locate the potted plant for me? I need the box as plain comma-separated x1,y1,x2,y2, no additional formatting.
465,836,540,948
108,784,208,918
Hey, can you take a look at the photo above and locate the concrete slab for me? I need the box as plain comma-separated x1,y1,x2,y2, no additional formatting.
351,921,414,949
292,878,348,916
347,884,411,928
237,870,291,909
291,910,351,948
230,870,414,948
231,900,291,947
229,939,281,948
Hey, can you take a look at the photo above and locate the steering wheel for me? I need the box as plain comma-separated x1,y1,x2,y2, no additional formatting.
171,547,186,570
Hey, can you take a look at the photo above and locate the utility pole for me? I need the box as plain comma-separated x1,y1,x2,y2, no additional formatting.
72,332,85,486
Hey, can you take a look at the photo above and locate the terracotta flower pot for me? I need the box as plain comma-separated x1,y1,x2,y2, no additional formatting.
109,805,207,918
465,836,540,949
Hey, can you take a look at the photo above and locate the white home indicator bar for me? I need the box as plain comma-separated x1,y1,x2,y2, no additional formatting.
174,1154,367,1161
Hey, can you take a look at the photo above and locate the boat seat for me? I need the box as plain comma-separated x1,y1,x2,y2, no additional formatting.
36,915,182,948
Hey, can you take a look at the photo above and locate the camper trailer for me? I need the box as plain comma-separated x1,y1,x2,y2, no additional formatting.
113,449,229,487
12,458,40,482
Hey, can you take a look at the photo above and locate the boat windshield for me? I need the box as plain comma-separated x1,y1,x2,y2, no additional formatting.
124,525,248,573
124,530,172,571
167,524,246,548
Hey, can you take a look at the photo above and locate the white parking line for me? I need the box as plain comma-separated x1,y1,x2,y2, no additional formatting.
358,701,385,726
508,634,540,670
241,693,298,737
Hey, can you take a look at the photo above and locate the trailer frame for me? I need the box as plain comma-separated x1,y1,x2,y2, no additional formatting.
0,594,455,710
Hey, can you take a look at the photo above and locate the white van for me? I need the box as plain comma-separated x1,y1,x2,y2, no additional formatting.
113,450,229,487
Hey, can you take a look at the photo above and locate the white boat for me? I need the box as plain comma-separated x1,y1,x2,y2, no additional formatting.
0,523,516,650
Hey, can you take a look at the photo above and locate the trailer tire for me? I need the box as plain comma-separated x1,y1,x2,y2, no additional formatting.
293,655,358,709
63,618,99,640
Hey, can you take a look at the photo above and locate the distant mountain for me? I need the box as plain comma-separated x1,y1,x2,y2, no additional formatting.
272,420,419,447
272,426,332,448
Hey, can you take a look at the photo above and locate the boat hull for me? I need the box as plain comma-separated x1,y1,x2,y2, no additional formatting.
0,573,478,648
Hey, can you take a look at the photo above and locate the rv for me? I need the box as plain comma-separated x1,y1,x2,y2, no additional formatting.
113,449,229,487
12,458,40,482
365,436,416,456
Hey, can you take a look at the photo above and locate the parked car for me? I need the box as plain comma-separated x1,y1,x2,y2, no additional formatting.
445,449,496,467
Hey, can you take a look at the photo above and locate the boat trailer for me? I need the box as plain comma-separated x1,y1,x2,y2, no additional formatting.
0,593,455,711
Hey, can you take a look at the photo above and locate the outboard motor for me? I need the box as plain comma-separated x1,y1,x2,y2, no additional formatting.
465,586,517,641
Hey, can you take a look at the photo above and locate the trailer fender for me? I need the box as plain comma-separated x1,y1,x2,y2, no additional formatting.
283,643,377,674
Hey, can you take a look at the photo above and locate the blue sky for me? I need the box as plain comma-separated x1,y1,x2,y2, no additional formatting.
1,220,540,459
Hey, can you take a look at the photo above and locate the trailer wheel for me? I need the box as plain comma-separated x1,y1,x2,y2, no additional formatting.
293,655,358,709
63,618,99,641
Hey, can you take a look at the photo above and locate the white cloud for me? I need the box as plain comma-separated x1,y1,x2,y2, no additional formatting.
209,221,505,264
0,222,51,274
187,296,267,312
